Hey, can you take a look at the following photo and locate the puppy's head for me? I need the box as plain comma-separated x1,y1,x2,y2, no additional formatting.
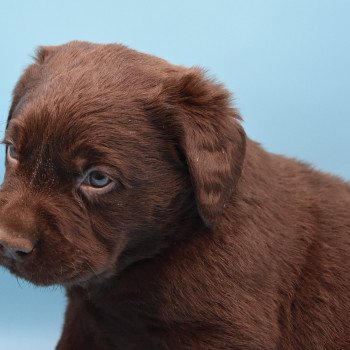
0,42,246,286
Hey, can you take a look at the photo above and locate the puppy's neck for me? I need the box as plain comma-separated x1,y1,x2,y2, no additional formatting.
68,200,206,295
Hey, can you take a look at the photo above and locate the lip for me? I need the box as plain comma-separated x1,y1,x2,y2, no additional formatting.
0,257,20,277
0,254,113,288
0,256,48,286
0,255,14,267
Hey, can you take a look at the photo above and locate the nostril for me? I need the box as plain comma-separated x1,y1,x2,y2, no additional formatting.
16,250,31,258
0,237,36,260
14,240,36,257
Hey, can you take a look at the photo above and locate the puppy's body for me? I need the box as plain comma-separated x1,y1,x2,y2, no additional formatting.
58,143,350,350
0,42,349,350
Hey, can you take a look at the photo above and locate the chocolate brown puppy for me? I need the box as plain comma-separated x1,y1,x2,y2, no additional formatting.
0,41,349,350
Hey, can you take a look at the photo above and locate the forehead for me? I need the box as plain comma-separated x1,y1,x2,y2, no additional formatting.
7,45,166,143
7,101,152,165
7,51,152,149
5,43,170,176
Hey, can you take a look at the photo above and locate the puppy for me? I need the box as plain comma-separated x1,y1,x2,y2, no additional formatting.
0,41,349,350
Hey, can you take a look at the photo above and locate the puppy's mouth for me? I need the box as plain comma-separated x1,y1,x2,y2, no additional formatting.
0,257,39,284
0,254,111,287
0,256,16,272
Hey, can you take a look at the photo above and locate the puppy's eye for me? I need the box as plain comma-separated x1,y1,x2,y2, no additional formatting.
7,144,18,162
83,171,111,188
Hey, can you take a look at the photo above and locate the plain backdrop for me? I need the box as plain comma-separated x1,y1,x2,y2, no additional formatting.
0,1,349,349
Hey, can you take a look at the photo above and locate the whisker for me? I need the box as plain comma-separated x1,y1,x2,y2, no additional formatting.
15,276,23,289
85,261,98,279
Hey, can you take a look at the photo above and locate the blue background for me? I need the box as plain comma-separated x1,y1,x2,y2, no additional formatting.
1,1,349,349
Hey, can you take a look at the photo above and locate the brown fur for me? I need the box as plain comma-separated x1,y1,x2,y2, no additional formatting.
0,41,349,349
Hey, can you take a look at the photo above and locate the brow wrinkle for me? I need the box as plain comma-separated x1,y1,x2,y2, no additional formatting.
29,148,43,187
29,134,47,188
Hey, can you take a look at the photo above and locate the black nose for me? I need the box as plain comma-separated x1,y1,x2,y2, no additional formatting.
0,230,35,260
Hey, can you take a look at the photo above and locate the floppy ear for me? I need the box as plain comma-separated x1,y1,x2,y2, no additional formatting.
158,68,246,226
6,45,58,128
34,45,58,64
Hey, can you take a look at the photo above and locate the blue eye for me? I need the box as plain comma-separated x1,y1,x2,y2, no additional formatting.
7,144,18,161
84,171,111,188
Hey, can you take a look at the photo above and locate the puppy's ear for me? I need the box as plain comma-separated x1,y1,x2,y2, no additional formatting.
35,45,58,64
159,68,246,226
7,46,58,127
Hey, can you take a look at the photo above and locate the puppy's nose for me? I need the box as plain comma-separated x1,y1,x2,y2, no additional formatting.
0,230,35,260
